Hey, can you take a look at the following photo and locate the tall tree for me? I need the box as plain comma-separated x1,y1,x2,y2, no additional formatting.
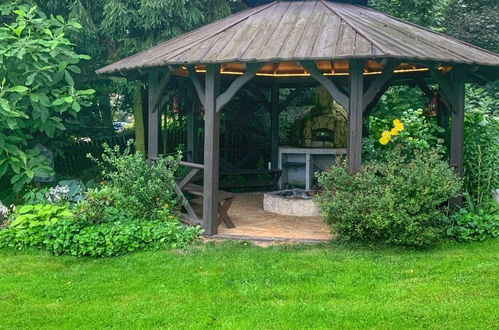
37,0,245,152
0,3,94,191
443,0,498,52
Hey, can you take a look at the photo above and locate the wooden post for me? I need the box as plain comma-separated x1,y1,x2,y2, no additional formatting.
348,61,364,173
187,100,199,163
450,69,466,209
203,64,221,236
148,72,160,160
270,85,279,169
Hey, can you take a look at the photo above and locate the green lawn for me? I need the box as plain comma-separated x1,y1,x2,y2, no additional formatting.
1,240,498,329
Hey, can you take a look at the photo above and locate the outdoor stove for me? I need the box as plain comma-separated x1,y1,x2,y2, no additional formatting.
263,189,321,217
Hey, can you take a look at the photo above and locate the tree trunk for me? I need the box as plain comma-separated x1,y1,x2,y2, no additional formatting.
133,86,146,155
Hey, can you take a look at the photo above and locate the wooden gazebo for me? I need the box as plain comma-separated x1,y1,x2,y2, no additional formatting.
97,0,499,235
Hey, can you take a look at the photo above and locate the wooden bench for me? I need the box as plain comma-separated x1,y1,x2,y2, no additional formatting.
182,183,235,228
174,161,236,228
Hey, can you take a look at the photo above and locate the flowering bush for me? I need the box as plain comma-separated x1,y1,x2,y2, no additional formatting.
22,180,87,206
317,146,462,247
364,109,446,162
378,119,405,145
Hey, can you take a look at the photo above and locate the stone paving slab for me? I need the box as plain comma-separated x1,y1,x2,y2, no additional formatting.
215,192,334,242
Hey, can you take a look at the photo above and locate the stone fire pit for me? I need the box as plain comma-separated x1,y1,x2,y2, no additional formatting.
263,189,321,217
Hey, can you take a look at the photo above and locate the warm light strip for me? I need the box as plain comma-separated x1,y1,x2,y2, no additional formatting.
194,67,432,77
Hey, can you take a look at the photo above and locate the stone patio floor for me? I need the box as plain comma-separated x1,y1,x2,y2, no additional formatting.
205,192,333,243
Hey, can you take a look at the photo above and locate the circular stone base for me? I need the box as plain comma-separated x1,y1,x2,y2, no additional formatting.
263,190,321,217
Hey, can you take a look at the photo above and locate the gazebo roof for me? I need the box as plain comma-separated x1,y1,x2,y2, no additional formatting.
97,0,499,77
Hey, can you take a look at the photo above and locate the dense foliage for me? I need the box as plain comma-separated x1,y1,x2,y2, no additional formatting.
82,140,180,222
463,109,499,210
0,141,201,257
444,0,499,52
318,145,461,247
0,212,200,257
364,110,446,162
0,3,94,192
34,0,245,147
445,208,499,242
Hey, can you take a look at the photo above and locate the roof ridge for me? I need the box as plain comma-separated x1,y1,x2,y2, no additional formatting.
320,0,389,55
357,4,499,60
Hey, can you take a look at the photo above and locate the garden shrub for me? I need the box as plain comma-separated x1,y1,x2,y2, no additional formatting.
0,204,201,257
0,203,74,248
87,140,180,222
445,208,499,242
317,147,462,247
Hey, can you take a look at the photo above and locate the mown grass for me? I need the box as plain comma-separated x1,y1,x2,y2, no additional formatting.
0,239,498,329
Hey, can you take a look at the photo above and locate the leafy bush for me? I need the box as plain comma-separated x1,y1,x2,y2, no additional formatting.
445,208,499,242
1,203,73,247
75,186,135,224
463,109,499,211
317,147,462,247
48,219,200,257
0,3,95,191
88,140,180,222
0,203,201,257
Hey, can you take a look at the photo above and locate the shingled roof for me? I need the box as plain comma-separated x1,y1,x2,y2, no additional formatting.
97,0,499,75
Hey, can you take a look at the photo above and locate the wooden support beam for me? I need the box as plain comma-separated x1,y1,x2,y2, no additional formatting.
348,60,364,173
202,64,221,236
302,61,349,109
363,62,398,107
430,68,458,110
244,85,271,109
363,82,391,116
187,100,199,163
188,66,205,108
279,85,306,112
178,168,201,190
148,72,160,160
270,84,280,169
414,78,434,99
216,63,263,112
151,69,171,111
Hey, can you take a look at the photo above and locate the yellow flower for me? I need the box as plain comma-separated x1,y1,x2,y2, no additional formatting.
164,203,169,209
168,215,175,219
393,119,401,126
382,130,392,138
395,122,405,132
390,127,400,136
379,136,390,145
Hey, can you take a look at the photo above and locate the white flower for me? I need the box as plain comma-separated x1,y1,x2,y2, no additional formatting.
0,202,10,219
46,185,71,203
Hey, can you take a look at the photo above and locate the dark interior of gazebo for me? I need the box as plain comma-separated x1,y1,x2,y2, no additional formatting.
97,0,499,237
